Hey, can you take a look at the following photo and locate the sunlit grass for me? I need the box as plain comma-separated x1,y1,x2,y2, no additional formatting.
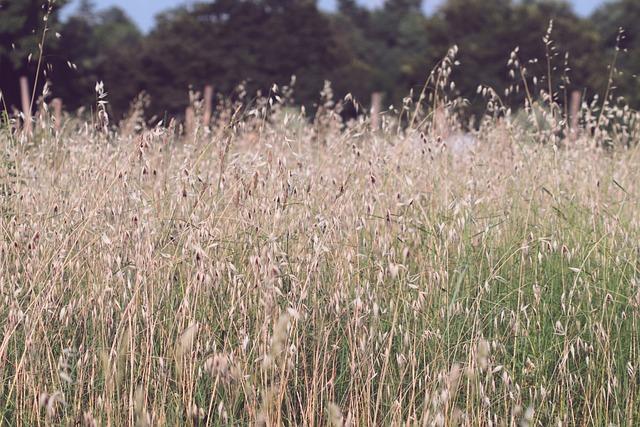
1,80,640,425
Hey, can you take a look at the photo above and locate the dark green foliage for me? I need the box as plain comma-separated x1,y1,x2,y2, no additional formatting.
591,0,640,106
138,0,341,118
330,0,436,109
0,0,67,112
48,2,143,118
1,0,639,121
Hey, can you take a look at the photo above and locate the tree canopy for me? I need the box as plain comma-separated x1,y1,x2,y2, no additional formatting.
1,0,638,121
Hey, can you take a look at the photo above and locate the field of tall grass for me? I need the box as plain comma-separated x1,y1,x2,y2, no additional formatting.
2,45,640,425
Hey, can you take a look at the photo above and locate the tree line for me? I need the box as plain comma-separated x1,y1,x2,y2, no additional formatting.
1,0,639,122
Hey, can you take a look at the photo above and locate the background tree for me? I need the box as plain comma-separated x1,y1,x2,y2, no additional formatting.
591,0,640,107
329,0,379,106
2,0,639,123
139,0,341,118
370,0,433,106
0,0,67,112
512,1,603,104
331,0,434,110
49,1,142,117
427,0,517,116
427,0,603,116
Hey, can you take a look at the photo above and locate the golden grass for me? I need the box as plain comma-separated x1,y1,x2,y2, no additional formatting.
1,80,640,425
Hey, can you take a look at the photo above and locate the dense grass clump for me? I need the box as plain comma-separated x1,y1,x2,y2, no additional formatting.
1,68,640,425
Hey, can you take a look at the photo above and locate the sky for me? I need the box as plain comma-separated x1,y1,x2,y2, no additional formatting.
62,0,609,33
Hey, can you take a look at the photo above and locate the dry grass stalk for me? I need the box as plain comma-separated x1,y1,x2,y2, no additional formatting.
2,34,640,425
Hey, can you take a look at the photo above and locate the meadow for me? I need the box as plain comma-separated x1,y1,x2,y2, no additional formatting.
2,59,640,425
